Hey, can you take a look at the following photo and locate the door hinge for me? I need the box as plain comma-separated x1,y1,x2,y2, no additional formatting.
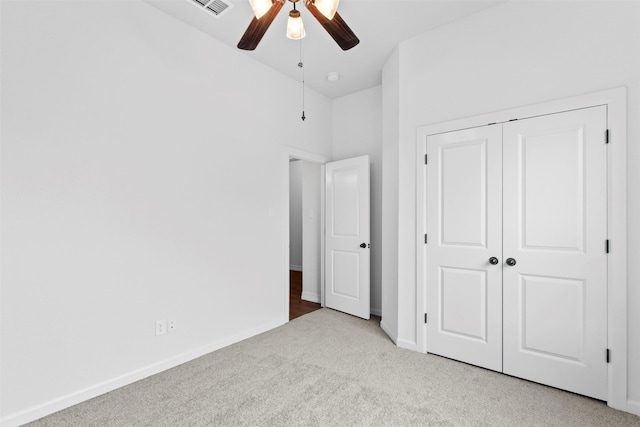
425,154,428,164
606,129,610,144
424,234,428,244
606,239,610,254
606,348,611,363
425,313,428,324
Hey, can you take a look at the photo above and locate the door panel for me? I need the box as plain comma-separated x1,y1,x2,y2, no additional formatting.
519,274,585,362
332,251,360,298
325,155,370,319
426,126,502,372
441,142,488,247
518,126,586,252
440,267,488,341
332,170,361,236
502,106,607,400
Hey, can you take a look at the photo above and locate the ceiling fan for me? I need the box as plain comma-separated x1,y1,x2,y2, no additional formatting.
237,0,360,51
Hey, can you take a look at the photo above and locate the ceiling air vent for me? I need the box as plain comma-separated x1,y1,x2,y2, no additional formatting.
189,0,233,18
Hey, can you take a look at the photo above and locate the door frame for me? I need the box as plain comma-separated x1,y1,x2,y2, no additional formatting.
282,147,329,323
416,87,627,410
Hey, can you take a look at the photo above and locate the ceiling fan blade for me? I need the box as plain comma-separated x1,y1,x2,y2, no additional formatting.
304,0,359,51
237,0,285,51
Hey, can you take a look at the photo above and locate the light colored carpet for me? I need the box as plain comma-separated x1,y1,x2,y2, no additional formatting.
28,308,640,426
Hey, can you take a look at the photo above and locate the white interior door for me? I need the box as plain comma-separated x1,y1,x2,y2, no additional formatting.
325,155,370,319
425,125,503,371
502,106,608,400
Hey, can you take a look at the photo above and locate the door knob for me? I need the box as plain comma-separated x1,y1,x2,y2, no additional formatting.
506,258,517,266
489,257,499,265
360,243,366,248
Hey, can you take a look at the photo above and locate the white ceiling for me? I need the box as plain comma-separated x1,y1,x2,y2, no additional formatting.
146,0,504,99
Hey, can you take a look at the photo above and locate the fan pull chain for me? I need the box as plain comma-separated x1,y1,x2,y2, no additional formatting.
299,38,306,121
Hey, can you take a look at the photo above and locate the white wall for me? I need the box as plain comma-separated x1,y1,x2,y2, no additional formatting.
381,49,400,341
289,161,303,270
332,86,383,316
301,161,321,303
385,0,640,410
0,0,333,423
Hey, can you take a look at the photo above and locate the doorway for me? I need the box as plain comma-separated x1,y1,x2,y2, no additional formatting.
289,159,322,320
283,148,328,322
283,149,372,322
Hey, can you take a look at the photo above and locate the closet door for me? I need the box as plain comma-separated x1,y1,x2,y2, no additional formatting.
502,106,608,400
425,125,503,372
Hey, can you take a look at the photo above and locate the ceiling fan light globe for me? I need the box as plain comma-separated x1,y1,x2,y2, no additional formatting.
286,11,306,39
249,0,272,19
314,0,338,20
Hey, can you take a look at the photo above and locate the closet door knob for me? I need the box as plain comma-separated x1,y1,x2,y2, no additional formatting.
506,258,517,266
489,257,499,265
360,243,367,248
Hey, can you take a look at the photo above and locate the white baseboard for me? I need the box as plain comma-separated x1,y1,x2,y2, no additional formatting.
289,265,303,272
370,307,382,317
627,400,640,416
0,318,284,427
380,322,419,352
379,319,397,345
301,291,320,303
397,337,418,352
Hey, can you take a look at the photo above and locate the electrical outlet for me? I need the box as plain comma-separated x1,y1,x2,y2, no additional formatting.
156,319,167,336
168,317,176,332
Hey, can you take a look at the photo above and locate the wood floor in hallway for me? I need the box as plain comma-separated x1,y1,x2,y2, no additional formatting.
289,270,322,321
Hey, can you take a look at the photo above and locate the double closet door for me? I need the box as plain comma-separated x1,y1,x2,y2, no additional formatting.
425,106,608,400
